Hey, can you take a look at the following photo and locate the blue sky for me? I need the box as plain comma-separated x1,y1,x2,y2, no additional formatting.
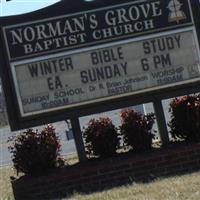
0,0,199,16
0,0,60,16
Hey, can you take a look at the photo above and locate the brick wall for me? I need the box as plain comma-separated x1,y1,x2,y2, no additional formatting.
12,142,200,200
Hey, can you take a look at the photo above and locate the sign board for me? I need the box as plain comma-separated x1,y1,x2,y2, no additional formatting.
12,29,200,116
0,0,200,130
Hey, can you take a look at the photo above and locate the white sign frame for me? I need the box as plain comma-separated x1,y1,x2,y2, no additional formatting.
11,26,200,117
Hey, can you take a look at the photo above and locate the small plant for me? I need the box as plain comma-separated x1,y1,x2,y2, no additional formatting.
169,95,200,142
8,124,63,176
83,117,119,158
120,108,155,152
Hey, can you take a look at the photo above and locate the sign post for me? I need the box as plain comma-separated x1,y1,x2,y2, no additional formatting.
69,117,87,162
153,99,169,145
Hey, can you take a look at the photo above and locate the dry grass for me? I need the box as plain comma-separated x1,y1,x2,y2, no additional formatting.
1,161,200,200
63,153,79,165
66,172,200,200
0,166,15,200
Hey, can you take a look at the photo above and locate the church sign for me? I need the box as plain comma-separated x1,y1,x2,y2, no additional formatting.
0,0,200,130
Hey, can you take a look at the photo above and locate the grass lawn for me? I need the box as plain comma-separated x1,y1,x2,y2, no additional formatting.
0,164,200,200
0,166,15,200
66,172,200,200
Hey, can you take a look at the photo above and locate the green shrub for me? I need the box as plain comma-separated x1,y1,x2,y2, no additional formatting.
8,125,63,176
169,95,200,142
120,108,155,152
83,117,119,158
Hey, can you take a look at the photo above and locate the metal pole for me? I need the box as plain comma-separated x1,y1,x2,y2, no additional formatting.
153,99,169,146
67,117,87,162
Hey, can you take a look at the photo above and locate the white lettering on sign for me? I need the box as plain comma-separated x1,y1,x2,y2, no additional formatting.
10,18,87,45
104,2,162,25
4,0,192,60
12,30,200,116
10,2,162,46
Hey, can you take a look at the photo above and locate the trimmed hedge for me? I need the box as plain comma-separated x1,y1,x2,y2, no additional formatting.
120,108,155,152
8,125,63,176
169,95,200,142
83,117,120,157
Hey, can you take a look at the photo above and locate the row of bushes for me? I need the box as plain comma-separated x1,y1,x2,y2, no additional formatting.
83,109,155,158
9,109,155,176
8,95,200,176
84,94,200,157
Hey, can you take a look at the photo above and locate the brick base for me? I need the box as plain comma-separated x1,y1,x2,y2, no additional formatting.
12,142,200,200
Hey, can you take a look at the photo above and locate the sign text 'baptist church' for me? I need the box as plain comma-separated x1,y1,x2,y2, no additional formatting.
4,0,192,60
